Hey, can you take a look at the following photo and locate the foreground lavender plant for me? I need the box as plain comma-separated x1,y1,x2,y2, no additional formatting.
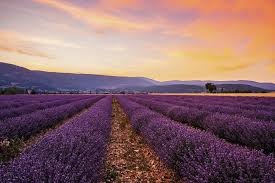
0,96,112,183
117,96,275,182
0,96,103,139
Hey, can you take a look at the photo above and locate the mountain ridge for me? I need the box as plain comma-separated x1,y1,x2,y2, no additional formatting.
0,62,156,90
0,62,274,91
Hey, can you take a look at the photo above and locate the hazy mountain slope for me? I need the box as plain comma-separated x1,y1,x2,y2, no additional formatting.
0,62,274,92
0,62,158,90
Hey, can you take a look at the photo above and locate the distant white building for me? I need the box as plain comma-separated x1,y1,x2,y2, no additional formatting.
27,89,32,94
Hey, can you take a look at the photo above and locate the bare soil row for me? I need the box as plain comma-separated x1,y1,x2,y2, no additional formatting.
102,99,178,182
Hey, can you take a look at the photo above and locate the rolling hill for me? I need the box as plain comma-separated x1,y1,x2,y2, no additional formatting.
0,62,274,92
0,62,157,90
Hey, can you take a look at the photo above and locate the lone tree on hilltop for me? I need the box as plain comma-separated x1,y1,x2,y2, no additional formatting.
205,83,217,93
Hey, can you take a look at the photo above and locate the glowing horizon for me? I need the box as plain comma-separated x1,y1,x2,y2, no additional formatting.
0,0,274,82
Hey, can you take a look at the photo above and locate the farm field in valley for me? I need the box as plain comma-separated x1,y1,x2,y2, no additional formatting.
0,94,274,182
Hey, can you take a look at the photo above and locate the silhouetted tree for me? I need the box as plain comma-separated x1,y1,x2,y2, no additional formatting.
205,83,217,93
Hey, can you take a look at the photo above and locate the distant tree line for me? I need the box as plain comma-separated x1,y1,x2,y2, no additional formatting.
205,83,267,93
0,87,36,95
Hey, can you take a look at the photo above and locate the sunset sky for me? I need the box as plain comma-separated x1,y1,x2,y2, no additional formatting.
0,0,274,82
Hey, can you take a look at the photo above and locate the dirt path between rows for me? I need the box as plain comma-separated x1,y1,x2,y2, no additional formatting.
102,98,179,183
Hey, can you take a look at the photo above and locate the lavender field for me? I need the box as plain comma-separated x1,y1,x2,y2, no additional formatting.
0,94,274,182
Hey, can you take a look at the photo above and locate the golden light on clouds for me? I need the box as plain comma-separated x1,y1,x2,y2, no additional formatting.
0,0,274,82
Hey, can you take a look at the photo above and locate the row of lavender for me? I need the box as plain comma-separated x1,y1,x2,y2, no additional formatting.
164,95,275,108
136,95,275,122
0,95,90,111
0,95,76,104
129,96,275,153
147,95,275,111
116,96,275,182
0,96,112,182
0,95,93,120
159,96,275,121
0,96,104,140
0,94,86,102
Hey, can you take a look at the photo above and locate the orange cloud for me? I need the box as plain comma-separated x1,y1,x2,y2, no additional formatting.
160,0,274,15
217,64,252,72
95,0,142,11
0,45,52,59
33,0,160,32
162,43,271,77
0,29,82,48
161,0,274,49
0,30,55,59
